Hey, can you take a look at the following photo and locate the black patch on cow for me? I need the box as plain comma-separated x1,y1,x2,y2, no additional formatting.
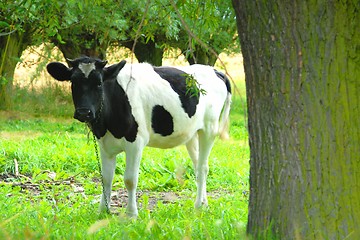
104,81,138,142
153,67,199,118
90,78,138,142
151,105,174,136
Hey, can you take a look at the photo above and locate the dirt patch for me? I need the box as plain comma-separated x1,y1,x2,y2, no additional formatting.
109,189,183,211
1,173,233,212
1,173,81,197
1,173,186,211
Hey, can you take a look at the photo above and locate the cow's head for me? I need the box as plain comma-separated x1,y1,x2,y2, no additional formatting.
46,56,126,123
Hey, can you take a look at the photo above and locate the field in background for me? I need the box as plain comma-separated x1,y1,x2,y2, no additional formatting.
1,47,249,239
10,46,246,118
14,46,245,89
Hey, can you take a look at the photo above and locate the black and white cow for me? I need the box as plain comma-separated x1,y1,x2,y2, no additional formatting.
46,56,231,217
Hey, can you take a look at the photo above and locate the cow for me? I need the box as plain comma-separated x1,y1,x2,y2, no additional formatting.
46,56,231,217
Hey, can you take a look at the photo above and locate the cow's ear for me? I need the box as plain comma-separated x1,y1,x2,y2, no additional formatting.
103,60,126,81
95,60,108,69
46,62,72,81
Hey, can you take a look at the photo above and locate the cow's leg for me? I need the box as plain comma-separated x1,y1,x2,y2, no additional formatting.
186,133,199,174
99,150,116,213
195,130,216,208
124,145,143,217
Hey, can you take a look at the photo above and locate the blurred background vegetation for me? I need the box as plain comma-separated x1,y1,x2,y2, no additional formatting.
0,0,241,114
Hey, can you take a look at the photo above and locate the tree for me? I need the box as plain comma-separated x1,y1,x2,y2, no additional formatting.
116,0,238,66
0,0,125,109
120,38,164,66
0,1,38,108
232,0,360,239
0,0,237,109
0,0,65,108
49,1,129,61
172,0,237,65
115,0,176,66
0,28,29,108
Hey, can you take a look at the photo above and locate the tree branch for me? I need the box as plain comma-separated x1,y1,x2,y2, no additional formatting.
169,0,243,98
0,29,17,37
131,0,152,64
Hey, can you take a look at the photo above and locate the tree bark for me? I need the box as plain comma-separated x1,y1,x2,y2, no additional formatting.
52,32,108,62
121,39,164,66
232,0,360,239
182,45,218,66
57,42,107,61
0,31,29,109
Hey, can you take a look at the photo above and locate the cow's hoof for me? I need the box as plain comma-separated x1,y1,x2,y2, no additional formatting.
126,211,138,219
195,199,208,209
99,205,111,214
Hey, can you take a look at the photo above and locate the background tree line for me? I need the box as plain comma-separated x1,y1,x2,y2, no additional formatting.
0,0,237,109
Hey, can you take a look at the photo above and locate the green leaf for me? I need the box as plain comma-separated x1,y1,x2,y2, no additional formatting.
0,21,10,28
184,74,207,99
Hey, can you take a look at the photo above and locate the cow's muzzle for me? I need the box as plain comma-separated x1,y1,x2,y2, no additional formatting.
74,108,93,122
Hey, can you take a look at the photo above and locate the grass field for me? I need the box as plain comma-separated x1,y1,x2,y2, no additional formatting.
0,51,249,239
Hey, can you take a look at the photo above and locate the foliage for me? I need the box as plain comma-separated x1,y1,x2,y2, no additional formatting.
1,0,238,60
184,74,207,98
0,0,239,109
173,0,238,55
47,0,130,57
118,0,181,43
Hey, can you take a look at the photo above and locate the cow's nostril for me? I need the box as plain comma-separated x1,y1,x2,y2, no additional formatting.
74,108,92,122
77,109,91,115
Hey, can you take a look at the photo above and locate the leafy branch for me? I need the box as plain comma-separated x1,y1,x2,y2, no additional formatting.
185,74,207,98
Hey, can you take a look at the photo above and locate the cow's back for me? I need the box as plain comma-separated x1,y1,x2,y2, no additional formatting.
116,63,228,148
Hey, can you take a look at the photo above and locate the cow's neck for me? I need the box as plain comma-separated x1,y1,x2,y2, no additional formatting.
87,107,106,139
90,80,138,142
88,120,106,139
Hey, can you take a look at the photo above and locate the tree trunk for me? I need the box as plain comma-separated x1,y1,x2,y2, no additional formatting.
52,33,108,62
121,39,164,66
57,42,107,61
0,31,28,109
182,45,217,66
232,0,360,239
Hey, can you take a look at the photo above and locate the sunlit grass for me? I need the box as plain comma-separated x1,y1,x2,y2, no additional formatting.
0,70,248,239
0,185,247,239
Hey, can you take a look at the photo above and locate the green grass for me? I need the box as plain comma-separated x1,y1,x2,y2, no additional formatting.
0,82,249,239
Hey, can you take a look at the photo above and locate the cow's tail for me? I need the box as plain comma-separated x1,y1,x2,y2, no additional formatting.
215,70,232,140
219,92,232,140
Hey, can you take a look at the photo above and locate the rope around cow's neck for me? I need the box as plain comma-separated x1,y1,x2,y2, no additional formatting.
88,89,105,132
92,132,110,214
84,83,109,214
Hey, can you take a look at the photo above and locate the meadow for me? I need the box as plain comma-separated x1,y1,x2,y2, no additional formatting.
0,50,249,239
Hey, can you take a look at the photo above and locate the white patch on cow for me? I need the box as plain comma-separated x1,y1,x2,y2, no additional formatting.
79,62,96,78
115,63,228,148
